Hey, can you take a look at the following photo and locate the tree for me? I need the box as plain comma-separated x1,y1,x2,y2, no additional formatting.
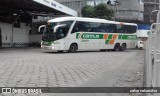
81,5,95,18
94,3,113,20
81,3,113,20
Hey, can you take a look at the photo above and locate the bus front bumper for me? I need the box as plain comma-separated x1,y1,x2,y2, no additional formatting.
41,45,56,51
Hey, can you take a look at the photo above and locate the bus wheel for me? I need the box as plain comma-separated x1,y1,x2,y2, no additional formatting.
114,44,120,51
120,43,127,51
68,44,77,53
58,50,64,53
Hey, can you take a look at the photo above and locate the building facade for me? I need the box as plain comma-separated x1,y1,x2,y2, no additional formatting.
143,0,160,23
55,0,85,16
115,0,144,22
56,0,144,22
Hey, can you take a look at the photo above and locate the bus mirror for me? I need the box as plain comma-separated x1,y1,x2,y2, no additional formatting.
38,25,46,33
54,24,66,33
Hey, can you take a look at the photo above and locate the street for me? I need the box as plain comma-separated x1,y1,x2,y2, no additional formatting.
0,48,144,96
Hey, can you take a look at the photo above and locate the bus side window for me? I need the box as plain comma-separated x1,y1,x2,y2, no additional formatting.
124,29,128,33
89,22,97,32
71,25,79,34
79,22,89,32
106,24,111,33
116,24,123,33
71,21,81,34
98,23,106,32
81,22,90,32
124,25,137,34
124,25,128,33
107,24,116,33
78,23,85,32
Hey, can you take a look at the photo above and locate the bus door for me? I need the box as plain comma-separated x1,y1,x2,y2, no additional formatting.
71,21,91,50
0,28,2,48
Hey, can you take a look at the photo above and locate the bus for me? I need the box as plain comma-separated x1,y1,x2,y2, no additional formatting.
39,17,137,53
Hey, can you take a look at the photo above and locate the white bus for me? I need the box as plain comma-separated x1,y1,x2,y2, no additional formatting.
39,17,137,53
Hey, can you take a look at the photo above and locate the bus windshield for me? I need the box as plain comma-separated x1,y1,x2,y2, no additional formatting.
42,21,74,41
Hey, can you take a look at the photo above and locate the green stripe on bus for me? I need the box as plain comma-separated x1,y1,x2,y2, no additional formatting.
108,34,113,39
76,33,80,39
76,33,137,40
121,35,128,39
105,40,110,44
118,35,122,39
121,35,137,40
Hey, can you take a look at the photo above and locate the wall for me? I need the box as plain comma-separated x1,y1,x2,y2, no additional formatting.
0,23,12,45
143,0,159,23
29,34,42,43
0,22,30,47
55,0,85,16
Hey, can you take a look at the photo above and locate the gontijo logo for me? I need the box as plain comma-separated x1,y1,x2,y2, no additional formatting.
127,35,137,39
77,33,103,39
82,34,100,39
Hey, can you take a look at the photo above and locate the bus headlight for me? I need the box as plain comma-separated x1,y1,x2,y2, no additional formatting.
52,47,54,50
51,43,54,46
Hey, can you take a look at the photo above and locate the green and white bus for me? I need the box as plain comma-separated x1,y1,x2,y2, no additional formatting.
39,17,137,52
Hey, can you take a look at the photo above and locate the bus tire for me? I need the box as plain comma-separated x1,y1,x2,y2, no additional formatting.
120,43,127,51
68,44,77,53
114,43,120,51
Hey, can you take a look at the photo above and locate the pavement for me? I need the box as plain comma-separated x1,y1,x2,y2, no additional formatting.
0,48,144,96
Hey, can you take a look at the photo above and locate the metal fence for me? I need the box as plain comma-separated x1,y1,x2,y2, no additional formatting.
146,11,160,96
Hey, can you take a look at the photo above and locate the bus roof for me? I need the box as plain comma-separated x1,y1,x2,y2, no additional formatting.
48,17,137,26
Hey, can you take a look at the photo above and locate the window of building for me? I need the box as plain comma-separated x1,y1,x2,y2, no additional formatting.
64,2,69,7
86,1,95,6
77,1,81,7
